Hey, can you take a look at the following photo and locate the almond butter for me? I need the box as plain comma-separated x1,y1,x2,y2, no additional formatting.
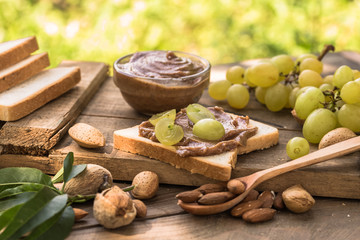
227,179,246,195
230,199,264,217
197,191,235,205
133,199,147,218
242,208,276,223
258,190,274,208
196,183,226,194
176,190,203,203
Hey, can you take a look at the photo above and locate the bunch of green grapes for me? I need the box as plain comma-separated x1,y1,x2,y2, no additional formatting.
293,64,360,144
208,65,249,109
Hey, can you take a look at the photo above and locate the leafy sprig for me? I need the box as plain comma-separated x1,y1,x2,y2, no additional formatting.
0,152,86,240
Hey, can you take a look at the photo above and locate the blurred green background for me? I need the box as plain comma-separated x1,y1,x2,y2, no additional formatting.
1,0,360,68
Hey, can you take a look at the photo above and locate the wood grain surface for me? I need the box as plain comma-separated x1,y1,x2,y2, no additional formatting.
0,61,108,155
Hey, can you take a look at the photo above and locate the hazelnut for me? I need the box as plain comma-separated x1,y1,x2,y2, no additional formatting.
93,186,137,229
282,184,315,213
64,164,113,197
131,171,159,199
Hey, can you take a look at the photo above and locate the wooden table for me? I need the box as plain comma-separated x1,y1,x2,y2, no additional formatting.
1,52,360,239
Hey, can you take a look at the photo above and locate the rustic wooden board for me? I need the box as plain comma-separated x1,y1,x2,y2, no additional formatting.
1,52,360,199
0,61,108,155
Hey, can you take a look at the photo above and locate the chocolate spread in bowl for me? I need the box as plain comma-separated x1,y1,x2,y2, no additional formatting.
138,106,258,157
117,51,206,85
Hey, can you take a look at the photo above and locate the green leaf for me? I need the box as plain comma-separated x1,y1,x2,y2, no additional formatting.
67,164,87,182
0,184,44,200
10,194,68,240
0,204,22,230
0,168,54,192
0,186,57,240
0,191,36,213
51,167,64,184
62,152,74,184
29,206,75,240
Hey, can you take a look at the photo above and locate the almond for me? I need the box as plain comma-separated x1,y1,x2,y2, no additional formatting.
227,179,246,195
273,192,285,210
196,183,226,194
69,123,105,148
230,199,264,217
176,190,203,203
258,190,274,208
242,208,276,223
73,208,89,221
242,189,259,203
198,191,235,205
133,199,147,218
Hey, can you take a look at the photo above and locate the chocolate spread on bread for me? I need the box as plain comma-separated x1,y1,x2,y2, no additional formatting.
117,51,205,80
139,106,258,157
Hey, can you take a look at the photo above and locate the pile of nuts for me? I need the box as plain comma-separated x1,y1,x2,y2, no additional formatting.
176,180,315,223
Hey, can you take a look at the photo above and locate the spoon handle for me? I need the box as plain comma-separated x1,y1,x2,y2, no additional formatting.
252,136,360,187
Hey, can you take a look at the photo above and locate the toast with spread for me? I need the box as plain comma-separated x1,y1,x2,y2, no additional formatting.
114,105,279,181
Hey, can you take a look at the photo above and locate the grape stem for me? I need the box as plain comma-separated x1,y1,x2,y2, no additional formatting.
317,44,335,61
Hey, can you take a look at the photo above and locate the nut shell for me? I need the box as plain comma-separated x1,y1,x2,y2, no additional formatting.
93,186,136,229
69,123,105,148
282,184,315,213
131,171,159,199
318,127,356,149
64,164,113,197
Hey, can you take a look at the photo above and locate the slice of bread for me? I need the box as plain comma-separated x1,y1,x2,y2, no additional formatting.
0,52,50,93
0,67,81,121
0,36,39,71
114,119,279,181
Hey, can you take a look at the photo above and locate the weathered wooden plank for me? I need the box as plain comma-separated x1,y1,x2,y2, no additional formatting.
68,194,360,240
0,61,108,155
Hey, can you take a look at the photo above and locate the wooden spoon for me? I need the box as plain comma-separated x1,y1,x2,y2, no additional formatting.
178,135,360,215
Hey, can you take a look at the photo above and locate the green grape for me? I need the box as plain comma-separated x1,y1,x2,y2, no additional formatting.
288,87,300,108
264,83,288,112
186,103,215,123
294,87,325,120
319,83,334,102
255,86,267,104
149,109,176,126
333,65,353,89
323,75,334,84
246,61,279,87
340,81,360,104
338,104,360,132
353,69,360,79
298,69,323,88
302,108,337,144
286,137,310,160
193,118,225,141
299,58,323,74
355,78,360,84
226,84,250,109
319,83,333,92
284,84,294,108
226,65,245,84
244,68,257,87
208,80,232,100
295,86,311,98
295,53,317,65
270,54,294,76
155,118,184,146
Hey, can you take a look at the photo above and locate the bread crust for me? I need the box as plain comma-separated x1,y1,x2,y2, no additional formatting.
0,52,50,93
0,36,39,71
0,67,81,121
114,119,279,181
